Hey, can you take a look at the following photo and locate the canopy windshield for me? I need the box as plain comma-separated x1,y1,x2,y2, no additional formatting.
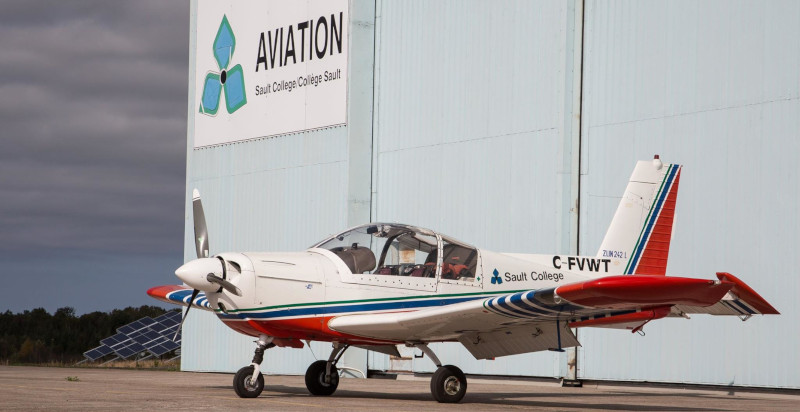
312,223,478,281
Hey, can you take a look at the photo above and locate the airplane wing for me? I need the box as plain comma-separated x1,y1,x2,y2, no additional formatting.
147,285,215,312
328,273,778,360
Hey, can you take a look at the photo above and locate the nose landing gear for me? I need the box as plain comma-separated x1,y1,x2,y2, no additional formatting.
233,335,274,398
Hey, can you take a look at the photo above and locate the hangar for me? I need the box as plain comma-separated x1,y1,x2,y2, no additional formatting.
181,0,799,389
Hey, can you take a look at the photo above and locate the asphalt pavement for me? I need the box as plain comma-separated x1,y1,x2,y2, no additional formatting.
0,365,796,411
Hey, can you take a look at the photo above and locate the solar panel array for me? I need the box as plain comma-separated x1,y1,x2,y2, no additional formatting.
82,311,183,361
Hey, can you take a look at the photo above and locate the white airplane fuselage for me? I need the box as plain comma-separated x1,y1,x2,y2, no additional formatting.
203,248,617,345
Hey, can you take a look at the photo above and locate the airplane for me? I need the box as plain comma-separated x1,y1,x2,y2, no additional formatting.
148,156,779,403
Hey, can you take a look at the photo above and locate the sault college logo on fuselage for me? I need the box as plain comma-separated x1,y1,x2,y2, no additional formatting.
491,269,503,285
199,15,247,116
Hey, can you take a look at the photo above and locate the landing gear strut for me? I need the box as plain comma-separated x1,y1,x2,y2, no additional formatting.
305,342,348,396
233,335,274,398
415,343,467,403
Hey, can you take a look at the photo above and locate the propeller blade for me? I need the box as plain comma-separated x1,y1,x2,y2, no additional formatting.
174,288,200,341
192,189,209,259
206,273,242,296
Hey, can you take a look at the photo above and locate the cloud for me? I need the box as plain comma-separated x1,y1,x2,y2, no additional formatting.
0,0,189,256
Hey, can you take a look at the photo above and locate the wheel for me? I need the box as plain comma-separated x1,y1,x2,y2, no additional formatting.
233,365,264,398
430,365,467,403
304,360,339,396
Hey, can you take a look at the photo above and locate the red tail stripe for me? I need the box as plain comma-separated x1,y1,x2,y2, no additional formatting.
635,168,681,275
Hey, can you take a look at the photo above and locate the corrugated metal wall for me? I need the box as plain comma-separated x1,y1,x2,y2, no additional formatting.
182,127,351,374
577,0,799,388
180,0,363,373
182,0,799,388
371,0,578,377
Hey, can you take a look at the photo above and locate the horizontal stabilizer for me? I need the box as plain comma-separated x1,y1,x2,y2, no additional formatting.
555,275,733,309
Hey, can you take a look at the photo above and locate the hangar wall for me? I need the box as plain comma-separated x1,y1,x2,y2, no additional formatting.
367,0,581,377
182,0,799,388
577,0,799,388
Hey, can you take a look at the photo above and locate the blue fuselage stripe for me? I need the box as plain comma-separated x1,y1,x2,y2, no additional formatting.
216,295,488,320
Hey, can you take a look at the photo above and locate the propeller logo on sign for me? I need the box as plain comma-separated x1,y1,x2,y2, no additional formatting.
199,15,247,116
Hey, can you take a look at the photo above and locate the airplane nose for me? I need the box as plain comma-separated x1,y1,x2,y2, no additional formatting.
175,258,223,292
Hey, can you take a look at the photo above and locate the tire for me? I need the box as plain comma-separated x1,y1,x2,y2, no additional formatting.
430,365,467,403
304,360,339,396
233,365,264,398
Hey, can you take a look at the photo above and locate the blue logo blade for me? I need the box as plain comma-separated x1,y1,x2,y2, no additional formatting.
200,73,222,115
213,16,235,70
224,65,247,113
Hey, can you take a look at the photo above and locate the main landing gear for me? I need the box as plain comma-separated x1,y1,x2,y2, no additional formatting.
233,335,274,398
234,338,349,398
233,338,466,403
305,342,348,396
415,343,467,403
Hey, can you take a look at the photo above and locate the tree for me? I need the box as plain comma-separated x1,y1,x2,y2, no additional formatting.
0,305,171,363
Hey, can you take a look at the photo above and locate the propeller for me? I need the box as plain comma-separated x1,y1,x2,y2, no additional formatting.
173,189,244,341
174,288,199,341
193,189,209,259
174,189,211,341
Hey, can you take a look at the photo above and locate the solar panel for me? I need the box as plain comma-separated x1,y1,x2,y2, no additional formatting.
100,333,128,347
161,324,181,338
130,332,151,345
113,341,145,359
154,312,183,324
147,339,181,356
150,322,167,333
117,317,156,334
83,345,114,361
84,313,183,361
161,340,179,351
115,346,136,358
147,344,171,356
154,311,181,326
118,320,142,334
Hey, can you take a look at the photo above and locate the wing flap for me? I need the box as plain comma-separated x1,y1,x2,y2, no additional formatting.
458,322,579,359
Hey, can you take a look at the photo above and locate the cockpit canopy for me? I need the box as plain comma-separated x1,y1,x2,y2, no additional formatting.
313,223,478,281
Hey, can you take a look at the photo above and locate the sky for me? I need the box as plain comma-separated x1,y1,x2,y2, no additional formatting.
0,1,190,314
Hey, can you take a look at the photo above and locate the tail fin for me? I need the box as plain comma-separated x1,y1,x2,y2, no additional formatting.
597,157,682,275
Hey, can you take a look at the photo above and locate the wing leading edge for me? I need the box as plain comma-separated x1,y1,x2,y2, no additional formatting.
328,273,778,359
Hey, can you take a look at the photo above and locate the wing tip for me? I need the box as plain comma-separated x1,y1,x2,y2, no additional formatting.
147,285,190,305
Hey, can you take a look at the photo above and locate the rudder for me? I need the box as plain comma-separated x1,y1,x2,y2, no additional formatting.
597,156,682,275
